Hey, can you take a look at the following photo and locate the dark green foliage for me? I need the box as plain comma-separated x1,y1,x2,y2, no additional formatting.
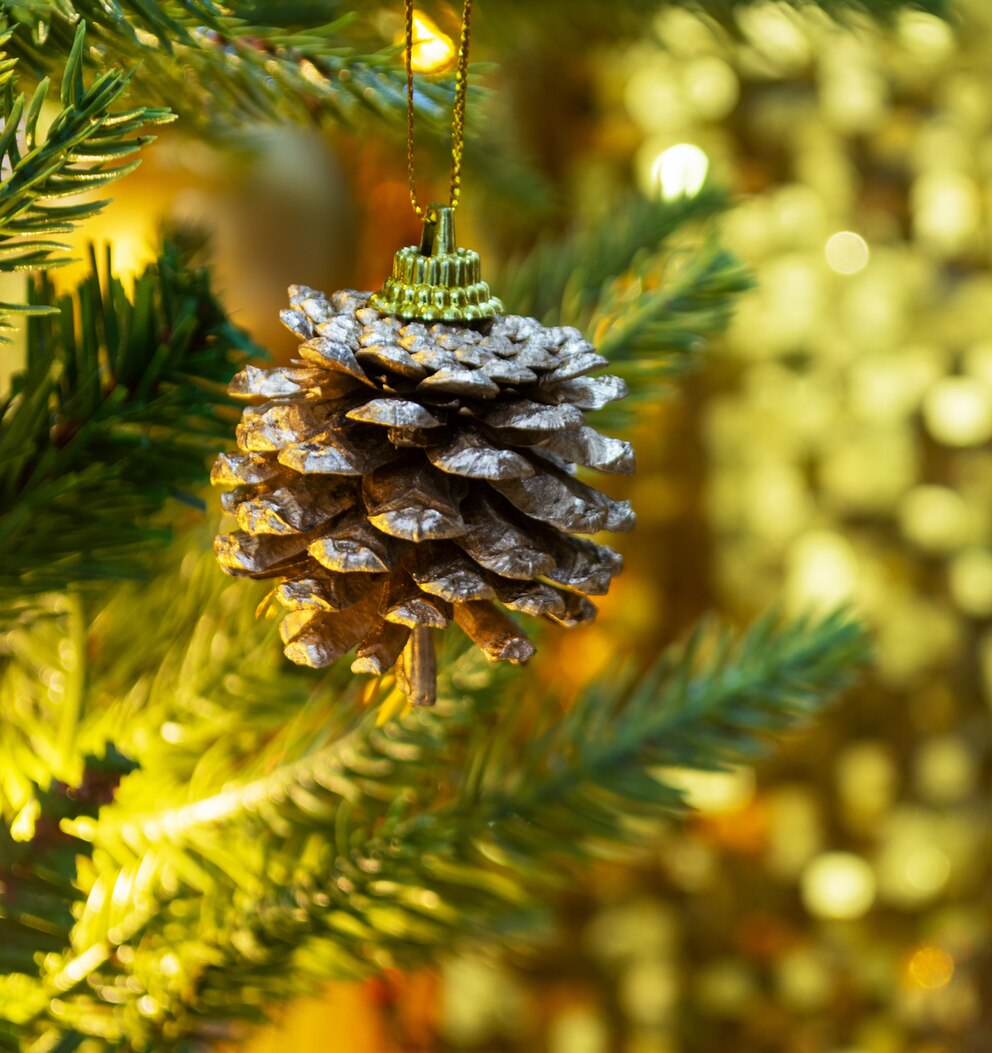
0,749,135,970
0,235,260,602
0,22,171,326
0,751,132,1052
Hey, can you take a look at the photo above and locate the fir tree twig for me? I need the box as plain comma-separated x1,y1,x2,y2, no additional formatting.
3,549,866,1048
499,192,753,423
0,234,260,604
1,3,458,139
0,22,172,327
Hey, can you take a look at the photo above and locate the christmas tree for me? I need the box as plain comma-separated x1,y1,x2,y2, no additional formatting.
0,1,965,1050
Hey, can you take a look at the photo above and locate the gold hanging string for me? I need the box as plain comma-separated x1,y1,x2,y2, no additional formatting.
405,0,473,219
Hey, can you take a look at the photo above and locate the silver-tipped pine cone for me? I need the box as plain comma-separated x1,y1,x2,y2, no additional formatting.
212,286,635,705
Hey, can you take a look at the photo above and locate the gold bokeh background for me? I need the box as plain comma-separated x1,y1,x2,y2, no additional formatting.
40,2,990,1051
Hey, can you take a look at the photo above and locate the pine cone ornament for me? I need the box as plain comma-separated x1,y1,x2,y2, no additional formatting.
212,209,635,706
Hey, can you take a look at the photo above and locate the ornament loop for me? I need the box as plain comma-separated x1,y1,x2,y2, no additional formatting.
371,204,502,324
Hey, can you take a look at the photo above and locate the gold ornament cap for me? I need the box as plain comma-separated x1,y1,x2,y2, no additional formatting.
371,204,502,324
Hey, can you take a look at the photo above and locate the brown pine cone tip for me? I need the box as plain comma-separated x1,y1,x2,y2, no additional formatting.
212,286,635,706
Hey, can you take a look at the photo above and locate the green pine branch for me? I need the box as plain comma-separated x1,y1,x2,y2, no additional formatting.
6,556,865,1047
590,237,753,424
499,192,753,423
0,234,261,605
0,0,946,148
499,190,731,322
1,2,459,140
0,22,172,327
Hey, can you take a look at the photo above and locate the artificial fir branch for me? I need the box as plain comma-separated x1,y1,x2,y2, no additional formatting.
1,2,458,140
0,1,947,147
0,23,171,326
591,239,753,421
498,191,733,322
498,193,753,420
0,234,260,603
3,544,865,1048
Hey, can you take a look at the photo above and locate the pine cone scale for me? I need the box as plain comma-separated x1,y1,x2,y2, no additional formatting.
426,431,536,481
308,514,396,575
276,428,394,476
346,397,443,429
537,426,636,474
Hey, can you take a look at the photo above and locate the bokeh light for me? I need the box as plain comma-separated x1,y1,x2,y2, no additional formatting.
801,853,877,920
652,144,710,201
824,231,870,274
907,945,955,989
923,377,992,446
660,766,755,814
787,531,859,610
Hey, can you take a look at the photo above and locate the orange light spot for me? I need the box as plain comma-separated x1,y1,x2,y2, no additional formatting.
907,944,955,989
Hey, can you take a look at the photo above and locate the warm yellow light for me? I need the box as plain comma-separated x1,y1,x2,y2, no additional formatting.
625,64,683,132
787,531,859,610
876,811,954,907
913,172,981,253
160,720,184,743
899,12,956,60
659,766,755,815
836,742,897,818
549,1005,609,1053
56,210,158,292
653,144,709,201
53,945,109,991
406,12,456,74
801,852,876,919
903,845,951,895
898,485,970,553
684,57,739,120
696,960,757,1014
949,548,992,617
825,231,870,275
964,342,992,387
10,799,39,842
775,949,832,1011
618,958,679,1027
745,463,810,543
736,3,810,71
914,735,977,804
137,995,161,1018
849,348,942,423
923,377,992,447
907,944,955,989
767,788,822,877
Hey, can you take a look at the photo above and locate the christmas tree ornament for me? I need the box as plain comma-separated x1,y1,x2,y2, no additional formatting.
212,0,635,705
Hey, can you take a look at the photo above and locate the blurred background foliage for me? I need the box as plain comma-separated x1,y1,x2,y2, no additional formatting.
0,0,988,1050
